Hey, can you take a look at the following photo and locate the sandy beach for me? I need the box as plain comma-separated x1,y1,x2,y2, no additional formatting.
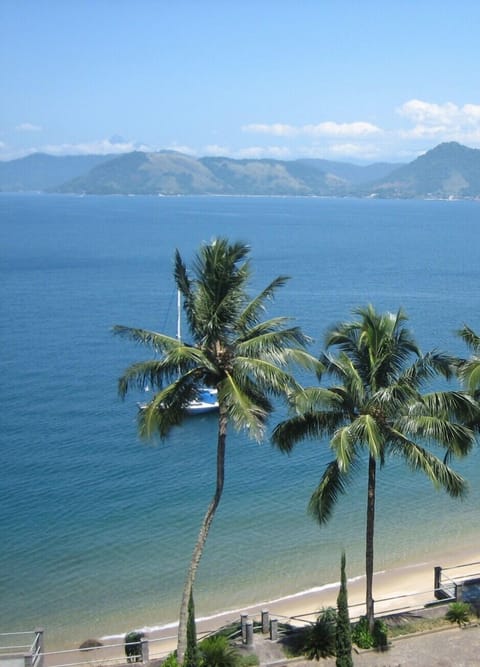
138,545,480,659
39,544,480,667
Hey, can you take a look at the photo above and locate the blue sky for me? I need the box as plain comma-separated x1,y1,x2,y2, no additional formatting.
1,0,480,163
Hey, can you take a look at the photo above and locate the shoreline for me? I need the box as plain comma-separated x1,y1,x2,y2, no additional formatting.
103,545,480,659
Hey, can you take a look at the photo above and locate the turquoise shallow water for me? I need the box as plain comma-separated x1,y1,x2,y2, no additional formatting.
1,194,480,649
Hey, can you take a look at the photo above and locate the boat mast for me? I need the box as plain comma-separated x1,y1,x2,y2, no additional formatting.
176,289,182,341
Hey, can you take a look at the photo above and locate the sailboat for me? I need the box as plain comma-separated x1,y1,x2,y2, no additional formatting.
176,291,219,414
139,291,219,415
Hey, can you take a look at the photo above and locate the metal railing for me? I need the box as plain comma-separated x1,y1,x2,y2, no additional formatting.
434,560,480,601
0,630,44,667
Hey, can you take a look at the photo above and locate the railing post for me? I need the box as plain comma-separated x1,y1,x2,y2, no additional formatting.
245,620,253,646
261,610,269,634
434,566,442,599
34,628,44,667
270,618,278,641
140,638,149,663
240,614,248,644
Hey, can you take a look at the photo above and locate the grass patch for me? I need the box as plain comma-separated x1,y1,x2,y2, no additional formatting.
383,612,451,638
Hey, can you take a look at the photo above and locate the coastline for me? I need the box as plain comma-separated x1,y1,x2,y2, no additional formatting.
101,545,480,660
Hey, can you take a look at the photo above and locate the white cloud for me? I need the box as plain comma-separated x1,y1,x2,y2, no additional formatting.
39,138,152,156
242,121,382,138
0,138,153,161
397,99,480,144
242,123,299,137
306,122,382,137
16,122,43,132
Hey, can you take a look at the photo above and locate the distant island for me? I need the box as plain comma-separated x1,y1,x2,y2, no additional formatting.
1,141,480,199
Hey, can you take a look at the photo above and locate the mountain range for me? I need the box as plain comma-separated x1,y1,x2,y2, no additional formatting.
1,142,479,199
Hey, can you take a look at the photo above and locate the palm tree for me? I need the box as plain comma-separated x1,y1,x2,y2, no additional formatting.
114,238,318,663
272,305,478,631
457,325,480,399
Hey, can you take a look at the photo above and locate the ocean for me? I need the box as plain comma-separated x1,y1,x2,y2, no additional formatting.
1,194,479,650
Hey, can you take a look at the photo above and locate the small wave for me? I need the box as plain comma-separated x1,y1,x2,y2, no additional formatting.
101,574,367,641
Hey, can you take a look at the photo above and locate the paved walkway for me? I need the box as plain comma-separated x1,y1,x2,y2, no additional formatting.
250,622,480,667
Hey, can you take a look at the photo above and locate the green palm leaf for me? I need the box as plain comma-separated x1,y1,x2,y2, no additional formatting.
237,275,290,330
388,432,467,498
308,460,351,524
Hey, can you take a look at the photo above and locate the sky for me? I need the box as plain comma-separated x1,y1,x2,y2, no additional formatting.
1,0,480,164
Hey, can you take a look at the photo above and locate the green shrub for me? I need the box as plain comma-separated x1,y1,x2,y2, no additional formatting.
336,551,353,667
184,590,199,667
445,601,472,627
198,635,240,667
372,619,388,651
352,616,389,651
351,616,374,650
162,653,180,667
302,607,337,660
124,631,144,663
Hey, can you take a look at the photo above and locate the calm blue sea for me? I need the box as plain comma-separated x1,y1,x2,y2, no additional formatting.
1,194,480,650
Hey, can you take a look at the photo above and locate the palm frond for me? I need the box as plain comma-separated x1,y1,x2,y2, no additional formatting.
398,353,452,389
370,381,419,416
232,356,303,396
457,325,480,352
237,326,312,360
138,378,197,439
457,358,480,395
289,386,344,414
308,460,351,525
237,276,290,329
117,360,167,398
420,391,480,422
320,352,366,405
330,426,356,472
113,325,179,353
272,410,346,453
349,414,385,460
395,414,474,457
281,348,324,374
388,432,468,498
222,371,267,442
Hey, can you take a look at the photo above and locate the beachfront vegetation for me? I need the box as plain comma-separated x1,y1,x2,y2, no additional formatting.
351,616,375,649
282,607,337,660
114,238,319,664
336,552,353,667
124,631,145,663
198,635,241,667
184,591,199,667
272,305,479,632
445,601,473,627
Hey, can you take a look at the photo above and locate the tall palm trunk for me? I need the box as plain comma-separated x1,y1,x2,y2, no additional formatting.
365,454,376,632
177,405,228,664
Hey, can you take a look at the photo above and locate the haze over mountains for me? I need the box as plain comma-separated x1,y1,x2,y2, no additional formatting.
1,142,480,199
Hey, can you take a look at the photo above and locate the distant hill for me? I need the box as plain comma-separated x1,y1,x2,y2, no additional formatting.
54,152,396,196
1,142,479,198
57,151,225,195
296,158,400,186
0,153,113,192
368,142,480,198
